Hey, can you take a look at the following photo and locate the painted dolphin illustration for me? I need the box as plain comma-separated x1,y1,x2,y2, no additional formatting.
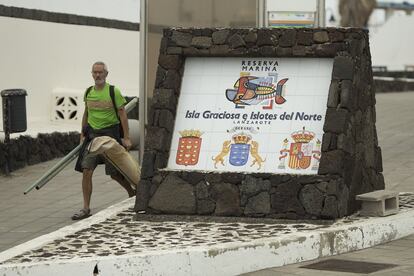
225,76,288,108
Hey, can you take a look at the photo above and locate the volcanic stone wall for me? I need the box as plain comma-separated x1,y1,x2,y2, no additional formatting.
135,27,384,219
0,4,139,31
0,132,79,174
374,79,414,93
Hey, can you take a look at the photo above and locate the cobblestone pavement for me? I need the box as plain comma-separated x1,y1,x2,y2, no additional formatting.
0,208,327,264
2,192,414,266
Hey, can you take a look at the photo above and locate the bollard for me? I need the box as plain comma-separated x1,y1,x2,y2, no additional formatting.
1,89,28,174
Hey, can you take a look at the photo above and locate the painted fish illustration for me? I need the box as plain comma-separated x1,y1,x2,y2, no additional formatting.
225,76,288,108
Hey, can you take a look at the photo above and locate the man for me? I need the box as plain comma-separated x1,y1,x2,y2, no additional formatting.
72,61,135,220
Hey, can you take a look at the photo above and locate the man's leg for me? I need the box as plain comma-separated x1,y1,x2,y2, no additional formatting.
72,168,94,220
111,173,135,197
72,147,98,220
82,168,94,209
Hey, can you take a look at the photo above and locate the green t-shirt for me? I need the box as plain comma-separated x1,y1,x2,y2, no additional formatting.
84,83,126,130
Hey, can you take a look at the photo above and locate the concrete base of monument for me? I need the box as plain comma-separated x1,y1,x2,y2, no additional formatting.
1,194,414,276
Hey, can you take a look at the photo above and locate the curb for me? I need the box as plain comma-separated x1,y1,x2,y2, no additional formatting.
0,205,414,275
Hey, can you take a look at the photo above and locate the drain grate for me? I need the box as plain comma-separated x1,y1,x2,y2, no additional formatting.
300,259,398,274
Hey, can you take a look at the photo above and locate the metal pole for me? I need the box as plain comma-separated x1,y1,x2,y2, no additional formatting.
34,148,80,190
257,0,266,27
2,97,11,175
24,144,81,194
139,0,148,165
317,0,326,27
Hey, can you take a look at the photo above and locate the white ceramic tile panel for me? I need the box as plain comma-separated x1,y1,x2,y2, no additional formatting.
202,131,221,152
176,97,196,117
167,57,333,174
265,132,285,172
184,58,205,76
269,112,293,134
195,145,208,170
277,59,298,75
282,75,299,96
180,75,202,96
168,131,181,152
167,149,178,168
185,74,205,95
318,59,335,76
196,95,217,110
297,76,319,96
220,58,242,75
293,75,310,95
290,95,317,131
298,59,320,76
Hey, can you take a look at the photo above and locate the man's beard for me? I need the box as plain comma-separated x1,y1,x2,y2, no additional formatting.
95,79,105,85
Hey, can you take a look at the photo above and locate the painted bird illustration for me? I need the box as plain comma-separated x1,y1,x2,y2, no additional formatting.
225,76,288,109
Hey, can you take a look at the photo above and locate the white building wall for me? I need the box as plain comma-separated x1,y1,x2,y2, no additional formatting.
370,14,414,70
0,16,139,133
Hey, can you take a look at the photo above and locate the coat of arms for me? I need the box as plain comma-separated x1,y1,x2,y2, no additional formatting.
176,129,203,166
278,127,321,171
212,133,265,170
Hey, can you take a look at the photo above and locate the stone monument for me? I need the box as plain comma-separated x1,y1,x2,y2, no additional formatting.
135,28,384,219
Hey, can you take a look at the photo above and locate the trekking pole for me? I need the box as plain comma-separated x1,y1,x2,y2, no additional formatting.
24,97,139,194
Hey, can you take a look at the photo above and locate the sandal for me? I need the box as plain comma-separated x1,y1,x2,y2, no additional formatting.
71,208,91,220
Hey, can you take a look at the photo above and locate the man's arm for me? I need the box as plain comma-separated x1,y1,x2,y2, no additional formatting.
80,106,88,143
118,107,131,150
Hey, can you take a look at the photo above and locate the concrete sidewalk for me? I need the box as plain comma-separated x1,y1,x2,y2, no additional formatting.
0,92,413,275
245,234,414,275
